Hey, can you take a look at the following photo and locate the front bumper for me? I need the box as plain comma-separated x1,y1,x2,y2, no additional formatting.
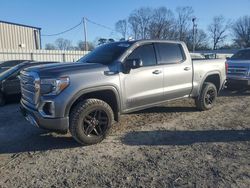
226,77,250,86
20,101,69,133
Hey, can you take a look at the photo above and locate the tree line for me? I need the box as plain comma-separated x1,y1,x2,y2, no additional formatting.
45,6,250,51
115,6,250,50
45,38,95,51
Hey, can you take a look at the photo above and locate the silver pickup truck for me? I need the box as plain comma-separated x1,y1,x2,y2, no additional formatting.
20,40,227,145
227,48,250,88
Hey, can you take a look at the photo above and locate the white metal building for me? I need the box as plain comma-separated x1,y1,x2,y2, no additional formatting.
0,20,41,50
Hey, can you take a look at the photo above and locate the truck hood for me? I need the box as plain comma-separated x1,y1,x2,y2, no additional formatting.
227,60,250,69
24,62,108,77
227,59,250,64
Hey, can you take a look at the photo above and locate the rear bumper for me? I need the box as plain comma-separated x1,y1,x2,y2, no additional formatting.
20,101,69,133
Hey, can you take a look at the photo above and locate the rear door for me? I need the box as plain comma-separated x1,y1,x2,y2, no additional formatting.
155,43,193,100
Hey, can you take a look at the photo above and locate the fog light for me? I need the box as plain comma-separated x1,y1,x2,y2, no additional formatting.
39,101,55,117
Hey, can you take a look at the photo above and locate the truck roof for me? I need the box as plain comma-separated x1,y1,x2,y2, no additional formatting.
125,39,185,45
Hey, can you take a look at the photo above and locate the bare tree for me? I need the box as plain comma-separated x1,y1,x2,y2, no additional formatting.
76,41,94,51
149,7,175,40
186,29,209,50
232,15,250,48
128,15,140,39
128,7,152,39
98,38,107,45
195,29,209,50
208,16,229,50
55,38,73,50
175,6,194,41
115,19,128,39
45,43,56,50
97,38,115,45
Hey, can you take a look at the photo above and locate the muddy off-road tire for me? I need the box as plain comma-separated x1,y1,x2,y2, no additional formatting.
0,92,5,106
69,99,114,145
195,82,217,111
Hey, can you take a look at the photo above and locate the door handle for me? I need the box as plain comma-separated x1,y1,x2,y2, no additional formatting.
184,67,191,71
152,70,162,74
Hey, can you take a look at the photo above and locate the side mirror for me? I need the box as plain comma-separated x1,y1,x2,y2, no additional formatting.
125,58,143,69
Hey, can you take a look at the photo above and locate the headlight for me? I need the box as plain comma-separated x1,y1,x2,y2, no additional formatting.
40,77,70,96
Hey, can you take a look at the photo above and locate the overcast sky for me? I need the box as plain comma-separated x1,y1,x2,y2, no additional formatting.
1,0,250,47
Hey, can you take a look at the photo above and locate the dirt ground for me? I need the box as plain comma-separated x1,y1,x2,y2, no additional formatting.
0,90,249,188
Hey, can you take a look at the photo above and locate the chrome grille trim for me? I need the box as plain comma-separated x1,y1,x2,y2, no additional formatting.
227,66,248,76
20,71,40,106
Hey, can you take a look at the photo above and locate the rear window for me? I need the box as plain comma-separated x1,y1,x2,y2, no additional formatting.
231,49,250,60
156,43,185,64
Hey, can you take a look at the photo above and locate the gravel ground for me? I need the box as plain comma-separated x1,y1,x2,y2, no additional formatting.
0,90,249,188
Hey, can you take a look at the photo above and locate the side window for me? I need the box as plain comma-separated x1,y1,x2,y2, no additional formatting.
156,43,185,64
127,44,157,66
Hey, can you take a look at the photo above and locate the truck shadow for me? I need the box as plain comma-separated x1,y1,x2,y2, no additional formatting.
0,103,80,154
121,129,250,146
220,89,250,97
0,131,80,154
130,106,197,114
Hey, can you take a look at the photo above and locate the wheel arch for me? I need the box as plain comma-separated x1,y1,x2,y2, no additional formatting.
199,71,221,93
65,86,121,122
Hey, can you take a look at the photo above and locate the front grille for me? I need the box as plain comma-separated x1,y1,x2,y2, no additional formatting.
227,66,248,76
20,71,40,105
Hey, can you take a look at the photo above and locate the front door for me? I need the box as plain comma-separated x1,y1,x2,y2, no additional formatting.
120,44,164,111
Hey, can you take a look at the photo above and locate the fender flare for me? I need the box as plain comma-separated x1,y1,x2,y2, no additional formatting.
198,70,222,94
64,85,121,117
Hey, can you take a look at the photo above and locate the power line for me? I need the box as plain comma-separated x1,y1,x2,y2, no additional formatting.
41,18,121,38
85,18,115,32
41,21,82,36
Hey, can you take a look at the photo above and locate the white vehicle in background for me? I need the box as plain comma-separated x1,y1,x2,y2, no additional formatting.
190,53,206,60
226,48,250,89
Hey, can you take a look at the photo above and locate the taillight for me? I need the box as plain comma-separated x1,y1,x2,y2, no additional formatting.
225,63,228,74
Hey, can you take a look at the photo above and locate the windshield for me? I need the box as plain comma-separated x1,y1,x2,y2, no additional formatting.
77,42,132,64
231,49,250,60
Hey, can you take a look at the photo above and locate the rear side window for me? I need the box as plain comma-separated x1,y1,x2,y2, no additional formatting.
156,43,185,64
127,44,157,66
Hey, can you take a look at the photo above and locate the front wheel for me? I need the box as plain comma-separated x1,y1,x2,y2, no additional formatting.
195,82,217,111
0,92,5,106
69,99,114,145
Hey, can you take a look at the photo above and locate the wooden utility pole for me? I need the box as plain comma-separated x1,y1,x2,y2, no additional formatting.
192,17,197,52
83,17,88,51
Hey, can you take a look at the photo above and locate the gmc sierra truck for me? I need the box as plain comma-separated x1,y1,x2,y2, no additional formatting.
20,40,227,145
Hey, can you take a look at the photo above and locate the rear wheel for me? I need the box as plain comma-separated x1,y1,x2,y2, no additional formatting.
69,99,114,145
0,92,5,106
195,82,217,111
